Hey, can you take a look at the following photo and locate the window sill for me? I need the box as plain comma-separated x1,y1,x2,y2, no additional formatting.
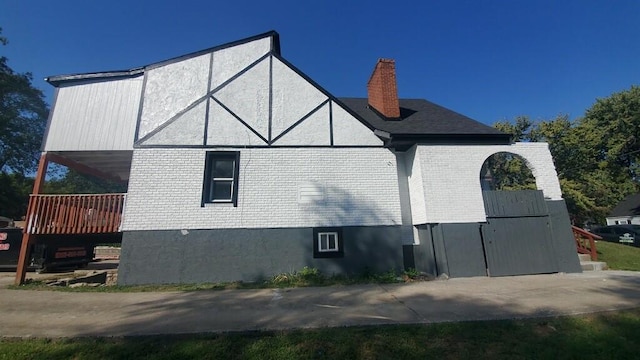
202,202,236,208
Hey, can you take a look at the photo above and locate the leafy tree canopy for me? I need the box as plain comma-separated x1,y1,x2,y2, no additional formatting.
43,168,127,195
491,86,640,225
0,27,48,175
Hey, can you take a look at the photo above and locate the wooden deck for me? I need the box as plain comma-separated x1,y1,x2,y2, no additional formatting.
25,193,126,235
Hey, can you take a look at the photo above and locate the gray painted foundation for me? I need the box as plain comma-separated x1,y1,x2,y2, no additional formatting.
404,199,581,278
118,226,404,285
406,223,487,278
119,199,580,285
547,200,582,273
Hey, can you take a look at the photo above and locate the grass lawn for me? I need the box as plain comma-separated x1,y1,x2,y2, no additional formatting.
596,241,640,271
9,267,407,293
1,308,639,360
3,241,640,359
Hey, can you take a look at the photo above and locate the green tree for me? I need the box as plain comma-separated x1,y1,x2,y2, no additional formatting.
491,86,640,225
0,28,48,218
0,27,48,174
43,169,127,195
0,172,33,219
581,86,640,182
486,116,537,191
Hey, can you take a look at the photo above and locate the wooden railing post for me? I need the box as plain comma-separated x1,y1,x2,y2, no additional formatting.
19,193,126,236
15,153,49,285
571,226,600,261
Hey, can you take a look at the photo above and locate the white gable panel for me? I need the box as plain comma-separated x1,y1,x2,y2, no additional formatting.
271,57,328,139
44,77,141,151
140,101,206,146
213,58,270,140
272,103,330,146
139,53,211,140
206,100,266,145
331,102,383,146
211,37,272,89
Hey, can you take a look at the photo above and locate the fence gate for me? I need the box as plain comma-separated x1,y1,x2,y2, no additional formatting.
480,190,559,277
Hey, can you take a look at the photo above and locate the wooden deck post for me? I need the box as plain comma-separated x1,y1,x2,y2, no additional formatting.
15,153,49,285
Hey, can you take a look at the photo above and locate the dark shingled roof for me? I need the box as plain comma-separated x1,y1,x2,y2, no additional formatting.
609,193,640,217
338,97,509,139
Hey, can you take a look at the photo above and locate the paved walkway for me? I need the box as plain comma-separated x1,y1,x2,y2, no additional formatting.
1,270,640,338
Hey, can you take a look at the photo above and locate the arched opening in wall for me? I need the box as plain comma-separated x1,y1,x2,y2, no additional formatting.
480,152,536,191
478,151,561,277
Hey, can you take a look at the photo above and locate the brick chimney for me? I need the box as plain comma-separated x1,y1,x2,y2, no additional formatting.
367,58,400,119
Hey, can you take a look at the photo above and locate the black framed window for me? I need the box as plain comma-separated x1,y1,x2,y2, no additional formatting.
313,227,344,258
202,152,240,206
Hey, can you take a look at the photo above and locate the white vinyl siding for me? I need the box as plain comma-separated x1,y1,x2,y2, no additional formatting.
44,77,142,151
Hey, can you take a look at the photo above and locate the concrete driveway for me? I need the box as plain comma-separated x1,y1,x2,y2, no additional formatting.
1,270,640,338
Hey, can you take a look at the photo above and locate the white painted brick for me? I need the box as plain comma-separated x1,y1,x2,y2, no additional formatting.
408,142,562,224
122,148,403,231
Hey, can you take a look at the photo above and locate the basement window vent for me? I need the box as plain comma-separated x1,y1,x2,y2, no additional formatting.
313,227,344,258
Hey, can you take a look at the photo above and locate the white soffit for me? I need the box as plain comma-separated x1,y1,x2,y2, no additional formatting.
141,101,207,146
210,37,272,89
271,57,328,139
272,102,330,146
331,101,383,146
213,57,270,140
139,53,211,139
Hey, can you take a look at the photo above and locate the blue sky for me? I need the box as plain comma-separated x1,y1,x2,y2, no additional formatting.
1,0,638,125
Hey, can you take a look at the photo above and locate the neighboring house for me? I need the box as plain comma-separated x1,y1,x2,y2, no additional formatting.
606,193,640,225
16,31,581,285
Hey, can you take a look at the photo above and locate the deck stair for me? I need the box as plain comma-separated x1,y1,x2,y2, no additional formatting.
578,253,608,271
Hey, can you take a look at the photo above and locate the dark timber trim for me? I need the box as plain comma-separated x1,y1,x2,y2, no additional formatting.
210,97,269,144
268,55,273,144
135,53,270,146
329,100,334,146
203,52,214,146
133,70,149,143
47,31,280,87
271,99,330,144
136,95,209,145
136,54,269,145
146,31,279,71
210,53,270,97
271,53,378,133
134,144,385,149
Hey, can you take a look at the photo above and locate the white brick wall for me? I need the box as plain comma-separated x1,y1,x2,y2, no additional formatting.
404,146,427,224
122,148,403,231
409,142,562,224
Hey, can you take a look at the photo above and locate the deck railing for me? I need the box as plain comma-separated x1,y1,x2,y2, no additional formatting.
572,225,600,261
25,193,126,235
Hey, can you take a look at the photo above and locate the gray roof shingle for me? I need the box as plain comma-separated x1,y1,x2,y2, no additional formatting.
338,97,510,141
609,193,640,217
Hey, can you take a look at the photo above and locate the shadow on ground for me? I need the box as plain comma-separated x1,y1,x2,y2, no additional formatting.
3,271,639,338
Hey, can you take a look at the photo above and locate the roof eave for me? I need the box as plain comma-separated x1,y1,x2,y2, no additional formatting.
45,68,145,86
387,133,512,150
45,30,281,87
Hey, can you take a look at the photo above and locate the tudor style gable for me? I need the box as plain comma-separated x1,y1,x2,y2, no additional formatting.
136,34,382,148
43,31,383,157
